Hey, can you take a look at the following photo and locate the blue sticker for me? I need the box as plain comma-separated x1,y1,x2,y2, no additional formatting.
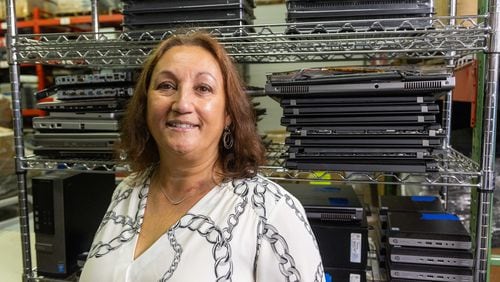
420,213,459,221
411,196,438,202
317,187,341,192
325,272,332,282
57,263,65,273
328,197,349,206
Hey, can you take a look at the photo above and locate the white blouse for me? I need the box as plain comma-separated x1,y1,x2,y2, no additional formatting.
80,174,325,282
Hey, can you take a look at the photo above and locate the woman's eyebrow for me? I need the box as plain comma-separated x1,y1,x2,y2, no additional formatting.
196,71,217,82
155,69,176,79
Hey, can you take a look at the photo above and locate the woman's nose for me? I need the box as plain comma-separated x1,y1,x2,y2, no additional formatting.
171,86,193,114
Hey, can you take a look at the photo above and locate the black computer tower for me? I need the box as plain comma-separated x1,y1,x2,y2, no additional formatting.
32,171,115,278
310,217,368,269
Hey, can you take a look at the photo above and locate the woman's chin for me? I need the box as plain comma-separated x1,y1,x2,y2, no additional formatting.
167,144,196,156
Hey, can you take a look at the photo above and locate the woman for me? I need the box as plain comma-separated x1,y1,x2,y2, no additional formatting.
80,32,325,282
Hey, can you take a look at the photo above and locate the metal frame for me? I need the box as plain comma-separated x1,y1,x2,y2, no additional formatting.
476,1,500,281
4,0,498,281
11,17,488,66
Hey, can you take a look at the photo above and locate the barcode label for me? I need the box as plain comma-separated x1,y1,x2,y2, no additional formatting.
350,274,361,282
350,233,362,263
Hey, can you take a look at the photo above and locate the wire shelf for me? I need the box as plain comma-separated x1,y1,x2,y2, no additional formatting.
13,16,488,66
21,155,128,173
259,148,481,187
22,148,479,187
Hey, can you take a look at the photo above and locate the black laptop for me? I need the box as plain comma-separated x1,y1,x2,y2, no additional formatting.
266,68,455,95
288,147,435,160
37,98,129,112
280,95,440,107
287,124,444,137
285,137,442,147
282,104,439,116
285,159,438,173
281,114,437,125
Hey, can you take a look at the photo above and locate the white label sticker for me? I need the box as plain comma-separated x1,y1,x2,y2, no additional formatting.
60,17,70,25
350,273,361,282
350,233,362,263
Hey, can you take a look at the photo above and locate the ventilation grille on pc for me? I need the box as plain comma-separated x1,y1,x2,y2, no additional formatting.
278,85,309,94
404,81,442,90
320,213,355,221
290,0,428,9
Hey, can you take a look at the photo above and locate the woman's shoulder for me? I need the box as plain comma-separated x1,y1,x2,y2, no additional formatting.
116,172,148,189
230,174,302,218
110,173,149,199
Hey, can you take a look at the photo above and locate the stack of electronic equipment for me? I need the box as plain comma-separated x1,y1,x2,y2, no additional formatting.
281,182,369,282
122,0,255,39
285,0,434,34
265,67,456,173
379,195,473,282
32,72,134,160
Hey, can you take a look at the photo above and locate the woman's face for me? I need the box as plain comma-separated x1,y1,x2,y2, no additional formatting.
146,45,229,159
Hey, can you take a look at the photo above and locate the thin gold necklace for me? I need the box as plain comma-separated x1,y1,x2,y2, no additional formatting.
158,185,190,205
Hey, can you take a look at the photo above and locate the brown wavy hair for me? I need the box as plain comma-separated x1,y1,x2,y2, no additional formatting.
120,32,266,180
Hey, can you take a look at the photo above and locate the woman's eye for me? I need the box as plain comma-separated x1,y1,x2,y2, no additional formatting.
197,85,212,93
157,82,175,90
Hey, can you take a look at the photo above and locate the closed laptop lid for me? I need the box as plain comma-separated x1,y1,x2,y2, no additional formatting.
267,68,450,85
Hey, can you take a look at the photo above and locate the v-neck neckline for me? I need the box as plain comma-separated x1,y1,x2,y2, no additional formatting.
131,179,225,263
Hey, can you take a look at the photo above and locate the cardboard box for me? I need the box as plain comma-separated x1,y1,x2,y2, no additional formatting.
0,0,56,20
0,127,15,176
0,97,12,129
51,0,122,16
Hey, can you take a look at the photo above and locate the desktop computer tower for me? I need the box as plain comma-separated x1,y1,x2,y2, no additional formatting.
32,171,115,278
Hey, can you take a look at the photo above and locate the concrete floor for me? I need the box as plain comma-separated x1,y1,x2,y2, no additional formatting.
0,214,35,282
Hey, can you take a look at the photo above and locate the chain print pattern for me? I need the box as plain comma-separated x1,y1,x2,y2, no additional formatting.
85,175,323,281
110,187,134,208
98,211,135,230
252,180,267,217
262,222,301,282
254,218,265,274
159,229,183,281
231,179,249,197
88,182,148,259
261,178,284,203
314,262,325,282
95,187,134,232
222,180,249,241
283,193,319,250
222,197,247,242
173,214,232,281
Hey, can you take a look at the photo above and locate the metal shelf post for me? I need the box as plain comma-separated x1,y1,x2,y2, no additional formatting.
477,0,500,281
6,0,33,280
3,0,497,280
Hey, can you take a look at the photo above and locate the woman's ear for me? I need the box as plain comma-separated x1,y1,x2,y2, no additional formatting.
225,114,232,128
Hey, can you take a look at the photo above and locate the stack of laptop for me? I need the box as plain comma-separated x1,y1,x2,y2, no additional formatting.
281,182,369,282
265,67,455,173
122,0,255,38
285,0,433,34
33,72,134,160
382,197,473,282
